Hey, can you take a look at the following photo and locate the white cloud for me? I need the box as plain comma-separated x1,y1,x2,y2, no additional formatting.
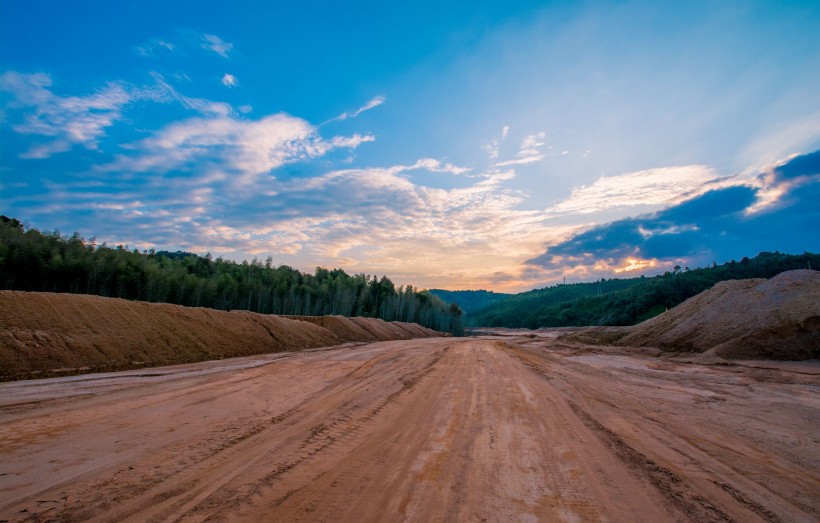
518,131,545,158
151,73,233,116
0,71,159,158
202,34,233,58
546,165,721,216
104,113,375,186
323,95,386,124
221,73,238,88
491,131,546,167
482,126,512,160
482,141,500,160
411,158,472,175
136,38,176,57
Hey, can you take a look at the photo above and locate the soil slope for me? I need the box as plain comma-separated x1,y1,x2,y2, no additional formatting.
0,291,443,381
617,269,820,359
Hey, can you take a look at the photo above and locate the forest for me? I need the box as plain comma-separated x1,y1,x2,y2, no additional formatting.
0,216,463,335
467,251,819,328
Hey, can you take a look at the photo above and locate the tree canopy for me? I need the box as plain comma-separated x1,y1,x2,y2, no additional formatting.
0,216,463,335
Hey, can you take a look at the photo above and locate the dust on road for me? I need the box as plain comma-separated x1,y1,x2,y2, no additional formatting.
1,336,818,522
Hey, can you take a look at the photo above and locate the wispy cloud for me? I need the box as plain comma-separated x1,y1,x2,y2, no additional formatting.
221,73,239,88
482,125,511,160
492,131,545,167
0,71,160,159
135,38,176,57
201,34,233,58
150,72,233,116
103,113,375,187
323,95,386,124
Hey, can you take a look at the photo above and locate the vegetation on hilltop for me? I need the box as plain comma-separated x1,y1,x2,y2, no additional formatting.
469,252,819,328
428,289,511,315
0,216,463,335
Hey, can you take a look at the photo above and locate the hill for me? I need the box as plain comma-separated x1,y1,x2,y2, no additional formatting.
468,251,819,328
615,269,819,359
0,291,444,381
428,289,511,315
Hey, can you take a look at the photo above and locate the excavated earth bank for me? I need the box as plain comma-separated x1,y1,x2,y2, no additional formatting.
567,270,820,360
0,291,443,381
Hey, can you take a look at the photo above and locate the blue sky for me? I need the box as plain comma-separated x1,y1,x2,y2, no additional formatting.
1,1,819,292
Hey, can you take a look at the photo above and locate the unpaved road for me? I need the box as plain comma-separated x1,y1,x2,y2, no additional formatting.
1,336,818,522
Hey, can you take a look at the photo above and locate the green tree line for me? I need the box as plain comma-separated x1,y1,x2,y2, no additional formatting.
0,216,463,335
469,251,819,328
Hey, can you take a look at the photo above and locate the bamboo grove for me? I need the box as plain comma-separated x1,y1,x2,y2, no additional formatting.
0,217,464,335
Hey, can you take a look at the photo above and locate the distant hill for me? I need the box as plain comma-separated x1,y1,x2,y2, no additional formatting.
467,251,819,328
428,289,511,316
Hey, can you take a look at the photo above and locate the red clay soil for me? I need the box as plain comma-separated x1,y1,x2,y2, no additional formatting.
617,269,820,359
283,315,442,342
1,335,817,522
0,291,444,381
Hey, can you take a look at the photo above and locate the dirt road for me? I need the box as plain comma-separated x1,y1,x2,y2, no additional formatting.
1,336,818,522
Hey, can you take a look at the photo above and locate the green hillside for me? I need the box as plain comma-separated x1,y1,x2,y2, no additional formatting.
468,252,819,328
428,289,511,315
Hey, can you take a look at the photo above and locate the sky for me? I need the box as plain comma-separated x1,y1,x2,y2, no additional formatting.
1,0,819,292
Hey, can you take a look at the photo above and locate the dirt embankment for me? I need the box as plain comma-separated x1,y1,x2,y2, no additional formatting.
0,291,444,381
566,270,820,360
282,315,443,341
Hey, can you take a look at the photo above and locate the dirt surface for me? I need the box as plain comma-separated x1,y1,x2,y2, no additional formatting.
1,334,817,522
565,270,820,360
0,291,442,381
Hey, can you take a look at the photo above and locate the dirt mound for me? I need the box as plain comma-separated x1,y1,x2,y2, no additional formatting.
284,315,379,342
283,316,442,341
0,292,444,380
617,270,820,359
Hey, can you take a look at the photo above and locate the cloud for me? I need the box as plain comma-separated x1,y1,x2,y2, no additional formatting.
221,73,238,88
482,125,511,160
150,73,233,116
136,38,176,57
411,158,472,175
526,151,820,275
323,95,386,124
492,131,545,167
546,165,721,216
0,71,160,158
103,113,375,186
201,34,233,58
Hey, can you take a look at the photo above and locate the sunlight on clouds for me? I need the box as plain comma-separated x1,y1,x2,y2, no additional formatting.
614,257,658,273
548,165,719,215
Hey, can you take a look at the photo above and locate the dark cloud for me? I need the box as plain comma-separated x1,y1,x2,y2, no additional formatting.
774,150,820,179
527,154,820,271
